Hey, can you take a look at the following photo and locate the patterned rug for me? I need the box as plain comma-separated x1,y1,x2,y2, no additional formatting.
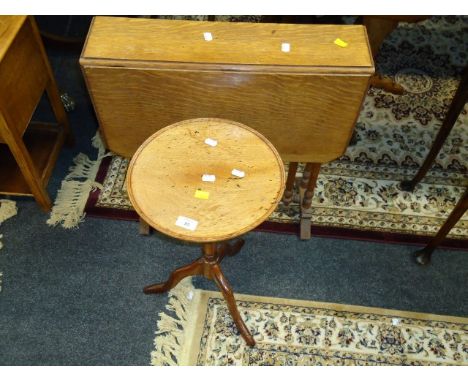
151,279,468,366
82,16,467,247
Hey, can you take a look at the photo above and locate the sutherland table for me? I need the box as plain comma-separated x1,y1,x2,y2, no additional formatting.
126,118,285,346
81,17,375,239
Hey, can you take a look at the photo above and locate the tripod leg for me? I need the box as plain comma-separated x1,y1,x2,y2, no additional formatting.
144,258,204,294
211,264,255,347
283,162,298,206
412,189,468,265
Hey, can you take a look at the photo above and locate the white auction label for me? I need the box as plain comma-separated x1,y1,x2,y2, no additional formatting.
203,32,213,41
281,42,291,52
202,174,216,182
175,216,198,231
204,138,218,147
231,169,245,178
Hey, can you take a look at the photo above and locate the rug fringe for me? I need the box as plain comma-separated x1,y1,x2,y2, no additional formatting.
47,131,109,229
0,199,17,224
0,199,18,251
150,278,195,366
91,129,106,158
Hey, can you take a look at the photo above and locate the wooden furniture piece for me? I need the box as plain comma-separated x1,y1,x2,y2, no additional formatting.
0,16,73,211
400,66,467,265
80,16,374,239
413,189,467,265
362,16,429,94
401,65,468,193
126,118,285,346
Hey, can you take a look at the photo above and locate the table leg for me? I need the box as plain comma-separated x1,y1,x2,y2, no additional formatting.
282,162,298,206
46,80,75,147
143,257,204,294
369,74,405,94
143,239,255,346
300,163,321,240
217,238,245,262
413,189,468,265
139,217,151,235
299,163,312,191
211,263,255,346
0,115,52,211
30,16,74,147
401,66,468,192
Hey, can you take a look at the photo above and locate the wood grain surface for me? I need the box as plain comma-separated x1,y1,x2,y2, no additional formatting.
0,16,72,210
82,17,374,70
82,67,369,162
0,16,49,141
81,17,373,163
0,16,26,61
126,118,285,243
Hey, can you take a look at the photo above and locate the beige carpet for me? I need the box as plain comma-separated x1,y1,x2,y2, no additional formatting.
151,278,468,366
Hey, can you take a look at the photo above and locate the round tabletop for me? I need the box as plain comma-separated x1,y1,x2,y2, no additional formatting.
126,118,285,243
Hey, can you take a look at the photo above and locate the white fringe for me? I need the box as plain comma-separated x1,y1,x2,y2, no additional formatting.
0,199,18,251
150,278,196,366
47,131,109,229
0,199,17,224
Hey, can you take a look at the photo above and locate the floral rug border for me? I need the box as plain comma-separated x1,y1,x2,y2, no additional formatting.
84,156,468,250
151,278,468,366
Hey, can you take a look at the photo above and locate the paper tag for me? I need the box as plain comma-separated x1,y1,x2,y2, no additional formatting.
175,216,198,231
281,42,291,52
392,318,400,326
204,138,218,147
202,174,216,182
231,169,245,178
187,291,194,300
203,32,213,41
194,190,210,200
334,38,348,48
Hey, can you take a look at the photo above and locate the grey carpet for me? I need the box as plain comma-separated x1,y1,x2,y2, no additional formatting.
0,204,467,365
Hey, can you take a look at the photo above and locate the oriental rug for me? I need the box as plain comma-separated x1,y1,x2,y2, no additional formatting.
50,16,468,246
150,279,468,366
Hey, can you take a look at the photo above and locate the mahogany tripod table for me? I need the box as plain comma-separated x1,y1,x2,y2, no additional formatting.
126,118,285,346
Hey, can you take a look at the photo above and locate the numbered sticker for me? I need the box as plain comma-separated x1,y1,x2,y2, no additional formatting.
281,42,291,52
202,174,216,182
203,32,213,41
231,169,245,178
204,138,218,147
175,216,198,231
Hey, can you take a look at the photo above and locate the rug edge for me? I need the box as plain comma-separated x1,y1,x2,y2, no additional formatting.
151,285,468,366
200,289,468,324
